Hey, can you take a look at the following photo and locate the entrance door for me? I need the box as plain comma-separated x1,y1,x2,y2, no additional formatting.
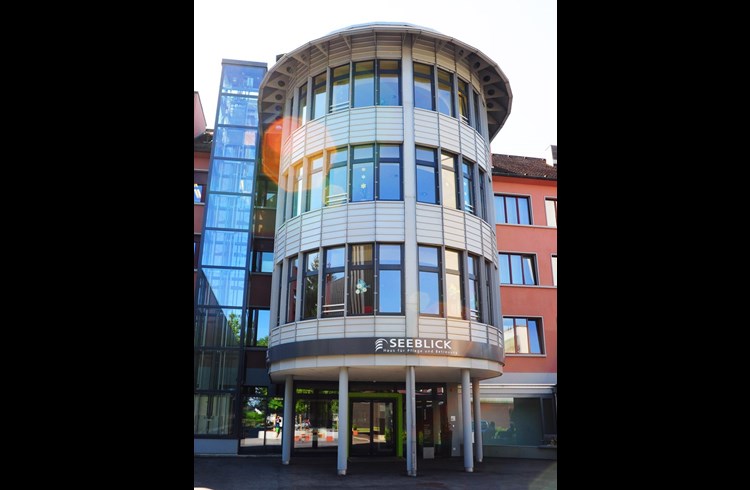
350,400,395,456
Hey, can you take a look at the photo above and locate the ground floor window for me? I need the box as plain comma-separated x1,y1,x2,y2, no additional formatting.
479,396,557,446
239,387,284,453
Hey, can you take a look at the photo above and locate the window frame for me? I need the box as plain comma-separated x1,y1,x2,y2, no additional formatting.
301,251,319,320
306,153,324,211
467,254,481,322
329,63,351,113
322,246,346,317
416,146,439,204
444,248,464,319
460,159,476,215
458,78,470,125
545,197,557,227
194,170,208,204
440,151,458,210
413,62,435,111
418,245,443,317
376,243,404,315
325,147,348,207
377,59,401,106
347,243,375,316
311,72,327,120
286,257,298,323
503,317,545,355
436,68,454,117
494,194,532,225
498,253,539,286
297,82,308,125
551,255,557,287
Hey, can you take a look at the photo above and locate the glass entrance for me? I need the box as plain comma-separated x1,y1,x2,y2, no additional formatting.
350,400,395,456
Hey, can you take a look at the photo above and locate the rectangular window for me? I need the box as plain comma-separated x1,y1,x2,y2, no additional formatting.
484,260,495,326
194,171,208,204
298,83,308,125
311,72,327,120
441,152,458,209
479,169,488,220
418,245,442,316
377,244,403,314
307,154,324,211
251,250,274,273
329,64,350,113
437,68,454,117
458,79,470,124
194,234,201,270
551,255,557,286
461,160,475,214
498,253,538,285
351,145,374,202
378,60,401,106
348,244,374,315
353,61,374,107
246,308,270,346
416,146,438,204
287,256,298,323
494,195,531,225
545,198,557,227
473,90,482,130
378,144,402,200
326,148,348,206
413,63,434,110
292,163,304,218
503,317,544,354
445,249,463,319
302,251,319,320
322,246,346,317
467,254,481,322
194,307,242,348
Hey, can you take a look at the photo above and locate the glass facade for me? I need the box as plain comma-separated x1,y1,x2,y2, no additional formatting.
194,61,268,438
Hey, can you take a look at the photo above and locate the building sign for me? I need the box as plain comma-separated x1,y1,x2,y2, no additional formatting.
267,337,503,364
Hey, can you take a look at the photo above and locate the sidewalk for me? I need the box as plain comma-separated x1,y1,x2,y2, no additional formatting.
194,455,557,489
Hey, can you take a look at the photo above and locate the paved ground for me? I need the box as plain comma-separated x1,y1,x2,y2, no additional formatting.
194,455,557,489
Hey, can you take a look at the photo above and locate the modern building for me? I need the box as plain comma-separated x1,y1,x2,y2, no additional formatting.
477,151,557,459
195,91,211,288
194,22,556,473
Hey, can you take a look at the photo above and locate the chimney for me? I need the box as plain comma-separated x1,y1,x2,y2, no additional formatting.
545,145,557,167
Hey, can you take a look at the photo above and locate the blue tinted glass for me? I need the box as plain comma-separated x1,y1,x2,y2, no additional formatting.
499,254,510,284
327,166,348,205
194,307,243,347
528,319,541,354
326,247,345,268
463,174,474,213
379,245,401,265
506,198,518,224
495,196,506,224
308,171,323,210
419,246,439,267
198,268,246,307
379,162,401,200
255,310,271,344
194,184,203,203
201,230,249,268
210,159,254,194
416,148,435,163
416,166,437,203
213,127,257,159
218,95,258,126
519,198,530,224
205,195,252,230
379,270,402,313
221,65,264,96
353,145,374,160
352,162,374,201
353,62,375,107
414,64,433,110
419,271,440,314
306,252,320,272
522,256,535,285
380,145,400,159
261,252,274,272
510,255,523,284
379,72,400,105
437,69,453,116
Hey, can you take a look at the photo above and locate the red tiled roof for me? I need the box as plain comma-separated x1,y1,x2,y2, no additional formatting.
491,153,557,180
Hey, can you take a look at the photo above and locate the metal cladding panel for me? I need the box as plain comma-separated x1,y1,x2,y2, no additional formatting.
460,124,477,161
300,211,322,251
415,205,444,244
328,38,350,67
349,107,377,144
296,323,318,341
414,110,439,146
305,119,326,154
481,221,495,261
487,327,500,347
320,207,347,246
376,107,404,142
291,128,306,164
319,322,346,339
443,208,466,249
436,44,455,71
374,318,407,337
326,110,350,147
447,320,471,341
347,202,377,243
376,33,402,58
418,317,447,338
456,54,471,82
351,33,376,60
284,218,301,255
476,137,489,170
375,202,405,241
309,45,327,74
471,324,488,343
412,37,435,64
274,226,286,262
280,324,297,343
438,114,460,153
465,214,483,254
281,138,293,171
345,318,376,337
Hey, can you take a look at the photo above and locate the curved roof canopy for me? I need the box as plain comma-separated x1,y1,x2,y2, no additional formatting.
259,23,512,142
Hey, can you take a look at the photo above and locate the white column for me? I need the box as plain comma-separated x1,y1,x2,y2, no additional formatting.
337,367,349,476
472,379,483,463
405,365,417,476
282,375,293,464
461,368,474,472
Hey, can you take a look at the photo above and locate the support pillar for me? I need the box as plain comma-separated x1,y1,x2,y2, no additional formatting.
472,379,483,463
405,365,417,476
461,369,474,472
282,375,293,464
337,367,349,476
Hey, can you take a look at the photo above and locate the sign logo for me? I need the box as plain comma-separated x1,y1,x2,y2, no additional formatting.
374,337,456,355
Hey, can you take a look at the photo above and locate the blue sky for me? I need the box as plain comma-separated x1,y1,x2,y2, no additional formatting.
195,0,556,158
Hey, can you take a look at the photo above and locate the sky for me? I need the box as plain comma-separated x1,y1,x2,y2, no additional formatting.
194,0,556,159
